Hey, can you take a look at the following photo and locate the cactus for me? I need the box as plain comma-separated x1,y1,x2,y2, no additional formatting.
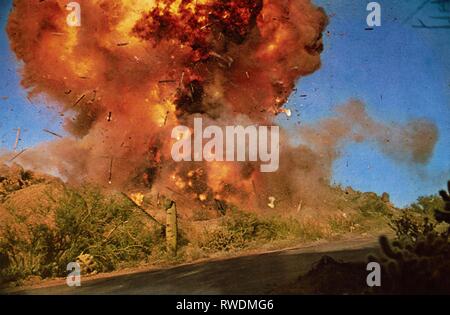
435,181,450,226
371,181,450,294
165,200,178,256
379,236,404,260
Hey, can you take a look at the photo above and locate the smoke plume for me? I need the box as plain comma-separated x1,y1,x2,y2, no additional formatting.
5,0,438,213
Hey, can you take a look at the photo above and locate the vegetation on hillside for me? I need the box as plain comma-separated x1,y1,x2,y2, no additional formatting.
0,187,163,284
0,163,396,287
273,182,450,294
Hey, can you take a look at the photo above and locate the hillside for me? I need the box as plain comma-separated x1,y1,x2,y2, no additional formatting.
0,163,396,288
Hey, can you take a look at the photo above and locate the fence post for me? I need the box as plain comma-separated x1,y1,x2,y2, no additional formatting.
165,200,177,256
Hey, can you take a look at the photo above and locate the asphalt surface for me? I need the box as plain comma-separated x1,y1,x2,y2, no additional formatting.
12,238,380,295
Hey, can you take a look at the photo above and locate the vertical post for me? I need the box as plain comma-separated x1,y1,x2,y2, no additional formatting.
165,200,178,256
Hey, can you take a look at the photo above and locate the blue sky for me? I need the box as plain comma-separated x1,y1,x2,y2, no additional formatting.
0,0,449,207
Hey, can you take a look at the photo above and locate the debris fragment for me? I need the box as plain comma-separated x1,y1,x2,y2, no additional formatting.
283,108,292,117
13,127,21,151
163,111,169,126
179,71,185,88
130,192,144,206
108,157,113,184
297,200,303,213
8,149,27,162
73,94,85,107
159,79,177,84
209,51,234,68
276,108,292,117
121,192,163,227
198,193,208,202
267,196,276,209
117,42,129,46
43,129,63,138
107,111,112,122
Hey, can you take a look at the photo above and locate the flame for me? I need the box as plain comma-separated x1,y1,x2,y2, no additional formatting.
133,0,263,62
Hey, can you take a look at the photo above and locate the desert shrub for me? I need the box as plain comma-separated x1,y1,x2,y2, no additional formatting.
200,210,310,252
359,197,391,218
0,186,162,284
388,211,436,241
409,195,445,216
201,228,248,252
328,212,362,234
329,204,391,236
336,195,394,234
192,208,212,221
200,211,270,252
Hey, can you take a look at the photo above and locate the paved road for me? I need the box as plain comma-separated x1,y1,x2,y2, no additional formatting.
13,238,380,295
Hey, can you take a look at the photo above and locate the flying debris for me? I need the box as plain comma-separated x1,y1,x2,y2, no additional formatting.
13,127,21,151
159,80,177,84
108,157,113,184
8,149,27,162
73,94,85,107
284,109,292,117
43,129,63,138
121,192,163,227
297,200,303,213
276,108,292,117
107,112,112,122
163,111,169,126
130,192,144,206
209,51,234,68
267,196,276,209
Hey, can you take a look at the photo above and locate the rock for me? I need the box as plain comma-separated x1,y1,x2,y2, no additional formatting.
381,192,390,203
0,163,61,202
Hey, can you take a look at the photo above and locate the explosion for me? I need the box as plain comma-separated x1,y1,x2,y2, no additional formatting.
5,0,438,216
